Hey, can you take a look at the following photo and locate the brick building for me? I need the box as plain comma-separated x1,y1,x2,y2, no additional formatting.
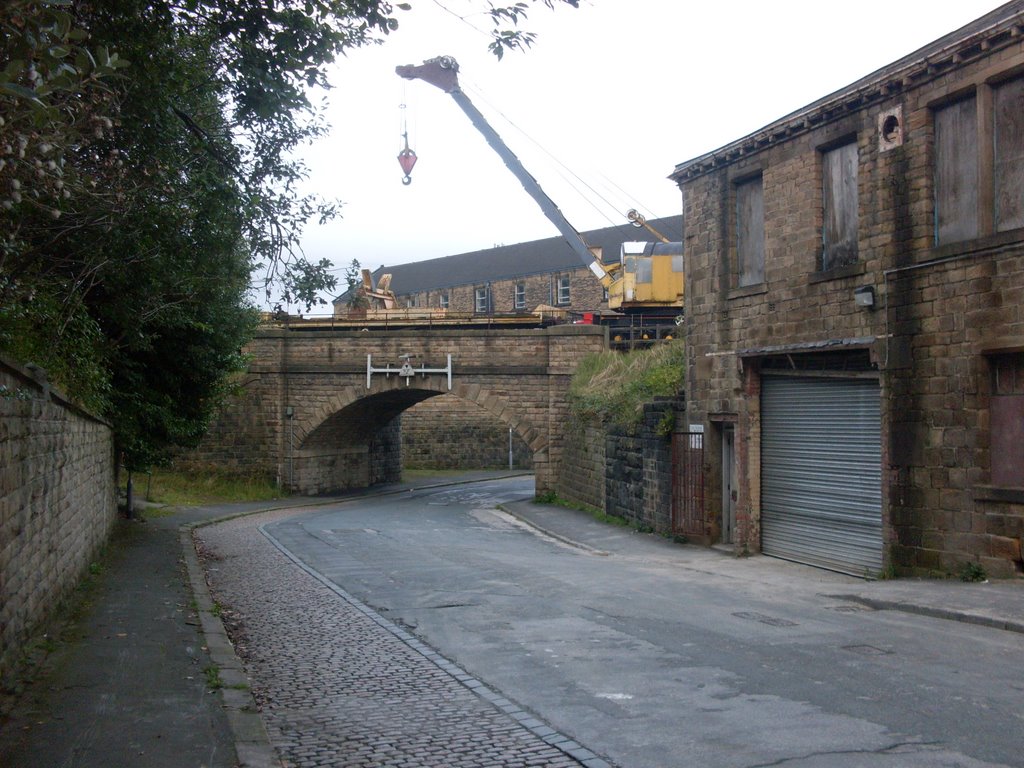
332,216,683,318
672,2,1024,577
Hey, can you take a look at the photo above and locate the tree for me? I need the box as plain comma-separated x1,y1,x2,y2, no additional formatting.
0,0,579,470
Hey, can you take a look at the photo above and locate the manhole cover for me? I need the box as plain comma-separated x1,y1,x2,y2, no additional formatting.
843,644,893,656
732,611,798,627
829,604,874,613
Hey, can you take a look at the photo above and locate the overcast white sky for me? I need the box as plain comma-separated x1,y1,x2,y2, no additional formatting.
293,0,1004,309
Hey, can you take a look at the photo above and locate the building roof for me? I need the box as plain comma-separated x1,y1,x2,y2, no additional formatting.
334,215,683,302
671,1,1024,181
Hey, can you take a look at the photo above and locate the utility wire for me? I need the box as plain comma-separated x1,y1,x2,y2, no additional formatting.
461,78,622,226
429,0,492,39
460,77,674,233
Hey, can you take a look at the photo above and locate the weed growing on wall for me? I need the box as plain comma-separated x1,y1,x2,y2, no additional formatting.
567,341,685,431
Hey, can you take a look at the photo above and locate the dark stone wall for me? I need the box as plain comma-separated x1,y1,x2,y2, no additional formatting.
604,401,676,533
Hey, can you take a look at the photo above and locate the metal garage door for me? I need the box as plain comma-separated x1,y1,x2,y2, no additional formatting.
761,376,882,576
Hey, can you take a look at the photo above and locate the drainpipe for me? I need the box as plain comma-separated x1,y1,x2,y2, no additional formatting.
286,405,295,489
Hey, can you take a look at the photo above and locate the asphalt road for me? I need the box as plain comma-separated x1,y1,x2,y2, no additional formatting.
259,476,1024,768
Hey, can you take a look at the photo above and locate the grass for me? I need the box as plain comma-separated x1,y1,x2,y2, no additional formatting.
534,490,688,543
203,665,223,690
959,562,988,582
123,467,286,507
567,340,685,431
532,493,602,518
534,491,629,527
402,468,483,481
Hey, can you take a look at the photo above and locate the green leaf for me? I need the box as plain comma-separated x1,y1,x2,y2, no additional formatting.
4,60,27,78
0,82,44,104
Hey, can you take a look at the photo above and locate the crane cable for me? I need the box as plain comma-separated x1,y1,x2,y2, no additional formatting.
461,77,672,234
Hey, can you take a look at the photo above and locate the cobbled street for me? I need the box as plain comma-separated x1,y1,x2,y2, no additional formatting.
196,509,592,768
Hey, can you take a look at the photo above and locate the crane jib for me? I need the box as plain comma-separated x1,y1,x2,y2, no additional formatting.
397,56,609,285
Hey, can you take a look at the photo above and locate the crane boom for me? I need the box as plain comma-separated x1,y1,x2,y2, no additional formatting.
397,56,610,286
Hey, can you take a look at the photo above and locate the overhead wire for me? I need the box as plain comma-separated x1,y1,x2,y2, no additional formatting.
461,78,622,227
459,76,677,237
464,78,622,228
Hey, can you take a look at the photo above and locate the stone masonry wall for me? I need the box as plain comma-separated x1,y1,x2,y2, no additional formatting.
402,397,533,470
554,418,605,511
604,401,676,533
404,265,607,315
0,356,117,685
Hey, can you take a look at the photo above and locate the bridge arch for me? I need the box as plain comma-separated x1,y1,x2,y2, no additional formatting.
187,325,606,495
288,378,547,495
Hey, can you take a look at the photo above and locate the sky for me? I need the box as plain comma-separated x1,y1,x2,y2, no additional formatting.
293,0,1005,310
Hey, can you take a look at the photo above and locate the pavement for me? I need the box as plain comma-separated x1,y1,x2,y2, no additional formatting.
0,471,1021,768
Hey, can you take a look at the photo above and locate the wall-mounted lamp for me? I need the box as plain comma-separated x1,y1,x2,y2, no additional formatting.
854,285,875,310
285,405,294,419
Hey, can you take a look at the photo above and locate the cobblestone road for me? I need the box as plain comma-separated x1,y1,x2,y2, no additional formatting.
195,509,593,768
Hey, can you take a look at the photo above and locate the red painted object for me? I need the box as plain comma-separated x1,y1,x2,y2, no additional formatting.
398,147,417,185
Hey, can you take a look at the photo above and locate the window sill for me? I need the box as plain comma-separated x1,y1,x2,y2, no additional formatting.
973,485,1024,504
808,261,865,284
727,283,767,300
931,227,1024,261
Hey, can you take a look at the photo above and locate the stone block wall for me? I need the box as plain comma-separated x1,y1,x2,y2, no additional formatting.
404,266,607,315
555,420,605,511
402,397,532,470
641,402,675,530
557,400,678,532
0,356,117,684
604,401,676,533
605,429,643,523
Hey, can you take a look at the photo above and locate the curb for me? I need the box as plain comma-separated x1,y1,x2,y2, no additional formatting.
826,593,1024,636
179,527,282,768
499,503,610,556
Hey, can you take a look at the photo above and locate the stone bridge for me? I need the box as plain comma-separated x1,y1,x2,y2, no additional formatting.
191,324,607,494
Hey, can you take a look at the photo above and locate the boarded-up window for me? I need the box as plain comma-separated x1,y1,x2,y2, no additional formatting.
736,176,764,287
822,142,859,270
991,354,1024,487
934,97,978,245
995,76,1024,233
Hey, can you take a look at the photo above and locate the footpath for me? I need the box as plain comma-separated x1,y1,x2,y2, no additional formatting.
0,472,1021,767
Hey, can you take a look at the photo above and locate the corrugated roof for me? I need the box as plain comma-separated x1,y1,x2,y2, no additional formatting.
334,215,683,301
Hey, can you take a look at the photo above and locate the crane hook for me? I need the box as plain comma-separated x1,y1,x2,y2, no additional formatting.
398,137,417,185
397,102,418,185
